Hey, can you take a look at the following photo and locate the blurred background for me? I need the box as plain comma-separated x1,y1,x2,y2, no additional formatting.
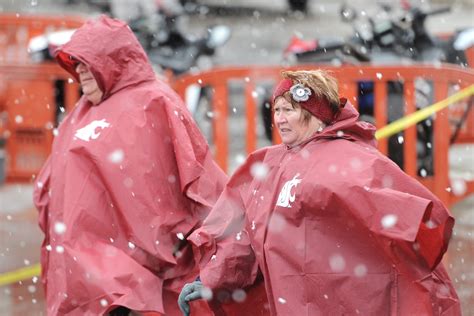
0,0,473,315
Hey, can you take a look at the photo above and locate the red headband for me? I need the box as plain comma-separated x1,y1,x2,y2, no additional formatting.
272,79,344,124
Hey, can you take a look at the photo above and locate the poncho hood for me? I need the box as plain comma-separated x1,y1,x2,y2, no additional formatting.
55,15,156,101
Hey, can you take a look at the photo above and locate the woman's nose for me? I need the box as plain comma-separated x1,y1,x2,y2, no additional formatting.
274,112,286,123
75,62,86,73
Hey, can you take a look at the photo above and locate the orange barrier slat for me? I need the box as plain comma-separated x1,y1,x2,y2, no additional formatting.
212,83,229,171
403,80,417,177
434,81,451,205
374,81,388,155
245,81,257,154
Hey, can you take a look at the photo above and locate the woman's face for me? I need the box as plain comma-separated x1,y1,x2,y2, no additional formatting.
75,62,103,105
273,97,321,147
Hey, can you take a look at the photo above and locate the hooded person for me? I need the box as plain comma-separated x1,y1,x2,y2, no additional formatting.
178,69,461,315
33,15,227,315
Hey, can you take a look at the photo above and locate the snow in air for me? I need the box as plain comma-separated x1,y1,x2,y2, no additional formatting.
232,289,247,303
381,214,398,228
250,161,269,180
201,287,213,301
354,264,368,277
108,149,124,164
54,221,67,235
329,254,346,272
278,297,287,304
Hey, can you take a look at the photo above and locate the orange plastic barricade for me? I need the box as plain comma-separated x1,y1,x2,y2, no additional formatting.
0,14,84,181
0,64,80,181
172,64,474,207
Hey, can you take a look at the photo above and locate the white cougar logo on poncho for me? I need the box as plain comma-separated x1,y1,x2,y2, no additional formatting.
276,173,302,208
75,119,110,142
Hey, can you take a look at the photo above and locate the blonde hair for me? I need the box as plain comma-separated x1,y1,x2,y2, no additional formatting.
281,69,340,114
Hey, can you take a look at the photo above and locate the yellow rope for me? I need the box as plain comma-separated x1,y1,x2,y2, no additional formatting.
0,264,41,286
376,84,474,139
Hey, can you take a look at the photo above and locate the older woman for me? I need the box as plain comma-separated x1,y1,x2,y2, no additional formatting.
178,69,461,315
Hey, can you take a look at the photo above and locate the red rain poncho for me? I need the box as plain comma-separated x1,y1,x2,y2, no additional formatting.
33,16,226,315
189,102,461,315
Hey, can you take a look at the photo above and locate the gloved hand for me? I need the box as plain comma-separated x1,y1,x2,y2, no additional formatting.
178,281,204,316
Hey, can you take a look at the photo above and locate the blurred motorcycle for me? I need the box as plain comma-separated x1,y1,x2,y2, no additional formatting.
28,8,231,126
262,2,474,175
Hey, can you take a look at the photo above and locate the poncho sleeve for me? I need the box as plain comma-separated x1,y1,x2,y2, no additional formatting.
163,95,227,220
324,158,454,271
188,167,259,291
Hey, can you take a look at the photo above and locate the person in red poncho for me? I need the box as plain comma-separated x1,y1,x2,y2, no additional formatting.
33,15,227,316
179,69,461,315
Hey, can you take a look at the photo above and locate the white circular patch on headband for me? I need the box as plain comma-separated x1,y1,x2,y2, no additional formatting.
290,83,312,102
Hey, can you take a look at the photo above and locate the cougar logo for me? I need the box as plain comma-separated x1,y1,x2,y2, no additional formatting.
74,119,110,142
276,173,302,208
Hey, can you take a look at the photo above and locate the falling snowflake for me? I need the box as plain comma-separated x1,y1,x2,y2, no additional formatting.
376,73,383,80
278,297,287,304
328,164,338,173
128,242,136,249
382,175,393,188
381,214,398,228
268,213,286,233
176,232,185,240
56,245,65,253
329,254,346,272
354,264,368,277
108,149,124,164
235,231,242,241
350,158,362,170
420,168,427,178
425,220,436,229
201,287,213,301
168,175,177,183
54,222,67,235
235,154,246,166
100,299,108,307
232,289,247,303
250,162,269,180
451,179,467,196
123,178,134,188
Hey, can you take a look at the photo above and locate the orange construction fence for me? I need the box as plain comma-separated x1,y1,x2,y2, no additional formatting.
171,64,474,207
1,62,473,207
0,14,84,181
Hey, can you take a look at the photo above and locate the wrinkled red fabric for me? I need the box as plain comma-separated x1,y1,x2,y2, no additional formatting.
33,15,227,315
189,102,461,315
